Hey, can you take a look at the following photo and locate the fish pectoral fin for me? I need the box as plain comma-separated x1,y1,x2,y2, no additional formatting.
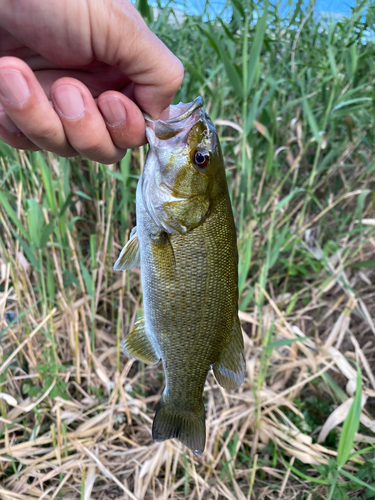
163,196,210,233
213,318,246,391
152,395,206,456
122,317,159,365
114,227,140,271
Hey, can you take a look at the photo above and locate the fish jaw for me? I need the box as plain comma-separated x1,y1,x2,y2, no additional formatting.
144,96,205,147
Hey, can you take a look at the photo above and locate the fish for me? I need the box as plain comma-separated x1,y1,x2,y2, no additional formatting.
114,96,245,456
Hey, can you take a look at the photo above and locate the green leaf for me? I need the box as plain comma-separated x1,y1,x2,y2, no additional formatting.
74,190,93,201
321,373,348,403
287,463,330,485
0,301,40,337
230,0,245,17
268,337,306,349
246,87,262,135
269,228,288,269
246,1,269,97
332,104,371,118
35,153,58,217
106,170,124,182
79,262,93,297
349,259,375,269
11,230,41,271
40,221,55,249
26,199,44,249
328,45,337,78
338,468,375,494
46,258,55,305
332,98,371,112
68,216,85,231
0,163,19,188
63,270,80,289
238,229,253,296
200,26,243,99
0,190,29,239
337,362,362,467
137,0,153,23
58,193,74,218
302,93,320,143
276,188,305,211
239,286,254,312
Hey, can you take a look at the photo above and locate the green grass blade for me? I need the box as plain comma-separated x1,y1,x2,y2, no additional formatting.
35,153,59,217
26,199,44,249
302,92,320,143
268,337,307,349
200,26,243,99
246,0,269,97
338,468,375,494
0,190,29,239
337,363,362,467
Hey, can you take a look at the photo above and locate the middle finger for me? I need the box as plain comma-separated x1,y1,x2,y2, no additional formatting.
51,78,127,164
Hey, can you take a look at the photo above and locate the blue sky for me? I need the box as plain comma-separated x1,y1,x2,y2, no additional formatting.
158,0,359,17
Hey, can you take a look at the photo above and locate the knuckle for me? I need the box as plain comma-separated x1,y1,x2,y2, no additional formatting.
59,151,79,159
51,145,77,158
0,133,36,151
82,147,125,165
26,123,61,144
169,59,184,90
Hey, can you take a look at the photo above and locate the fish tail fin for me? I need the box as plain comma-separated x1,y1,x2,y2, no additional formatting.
152,396,206,456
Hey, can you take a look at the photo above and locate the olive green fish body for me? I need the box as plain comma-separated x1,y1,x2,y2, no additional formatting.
114,97,245,455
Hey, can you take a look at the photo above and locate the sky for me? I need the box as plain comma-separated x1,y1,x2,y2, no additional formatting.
161,0,359,18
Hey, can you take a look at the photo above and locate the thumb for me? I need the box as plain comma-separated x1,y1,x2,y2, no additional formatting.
88,0,184,118
0,0,184,118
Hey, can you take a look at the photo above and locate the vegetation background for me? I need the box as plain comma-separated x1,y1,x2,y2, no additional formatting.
0,0,375,498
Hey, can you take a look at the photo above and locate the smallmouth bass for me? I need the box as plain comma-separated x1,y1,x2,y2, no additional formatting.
114,97,245,455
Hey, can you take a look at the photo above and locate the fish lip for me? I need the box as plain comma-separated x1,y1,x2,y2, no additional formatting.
143,96,204,124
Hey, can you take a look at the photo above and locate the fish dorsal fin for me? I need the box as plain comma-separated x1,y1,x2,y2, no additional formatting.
122,317,159,365
114,227,140,271
213,318,246,391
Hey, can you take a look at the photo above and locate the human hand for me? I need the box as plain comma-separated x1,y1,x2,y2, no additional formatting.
0,0,184,164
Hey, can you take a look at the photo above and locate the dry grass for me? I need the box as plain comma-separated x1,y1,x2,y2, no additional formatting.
1,0,375,497
0,155,375,499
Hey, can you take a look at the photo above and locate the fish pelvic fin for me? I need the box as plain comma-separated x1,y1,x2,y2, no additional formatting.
114,227,140,271
213,318,246,391
152,396,206,456
122,318,159,365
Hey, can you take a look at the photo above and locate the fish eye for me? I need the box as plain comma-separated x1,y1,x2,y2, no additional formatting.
193,149,210,169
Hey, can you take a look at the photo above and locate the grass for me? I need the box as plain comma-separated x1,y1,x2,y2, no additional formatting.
1,0,375,498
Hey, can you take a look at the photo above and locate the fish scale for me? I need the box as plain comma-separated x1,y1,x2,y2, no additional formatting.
114,97,245,455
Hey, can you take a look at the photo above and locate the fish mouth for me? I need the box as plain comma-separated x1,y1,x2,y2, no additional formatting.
144,96,203,124
144,97,205,142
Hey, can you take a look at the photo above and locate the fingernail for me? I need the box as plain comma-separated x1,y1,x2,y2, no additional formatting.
0,69,31,107
0,103,20,133
0,111,19,133
98,98,126,126
53,85,85,119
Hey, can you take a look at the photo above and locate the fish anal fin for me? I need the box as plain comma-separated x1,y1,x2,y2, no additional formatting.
213,318,246,391
122,317,159,365
152,395,206,456
114,227,140,271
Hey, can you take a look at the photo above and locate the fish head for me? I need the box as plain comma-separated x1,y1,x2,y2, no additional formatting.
143,97,226,234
